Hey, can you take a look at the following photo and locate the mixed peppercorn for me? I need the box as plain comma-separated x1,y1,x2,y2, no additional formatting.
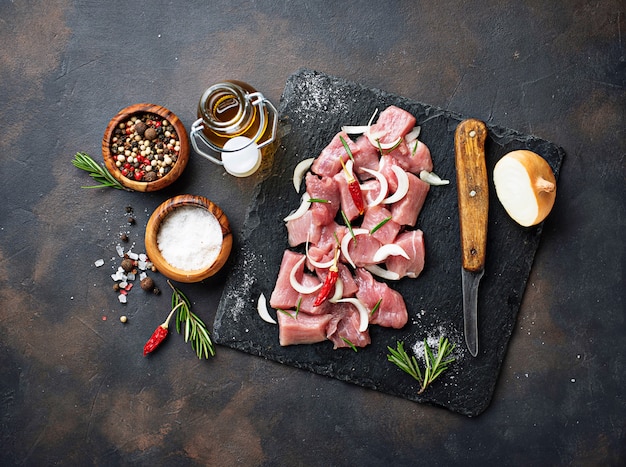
110,113,181,182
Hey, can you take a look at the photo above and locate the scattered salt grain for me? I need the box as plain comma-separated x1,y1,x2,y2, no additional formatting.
128,251,139,261
118,294,127,304
94,259,105,267
139,272,147,281
116,245,125,257
157,205,223,271
126,272,136,281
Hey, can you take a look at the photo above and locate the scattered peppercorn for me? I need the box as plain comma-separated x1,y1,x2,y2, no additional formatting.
121,258,134,272
127,217,136,225
134,121,147,137
125,206,133,213
120,315,128,323
113,283,120,292
141,277,155,291
144,127,157,140
153,287,161,295
120,232,129,242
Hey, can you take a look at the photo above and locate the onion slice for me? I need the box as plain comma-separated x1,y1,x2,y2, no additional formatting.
405,126,421,142
383,166,409,204
340,228,369,268
257,293,277,324
372,244,410,263
336,297,370,332
293,158,315,192
360,167,389,207
289,256,322,294
420,170,450,186
341,125,369,134
368,133,403,151
283,192,311,222
328,277,344,303
365,264,400,281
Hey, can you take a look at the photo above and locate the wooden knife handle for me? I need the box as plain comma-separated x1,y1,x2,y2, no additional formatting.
455,119,488,272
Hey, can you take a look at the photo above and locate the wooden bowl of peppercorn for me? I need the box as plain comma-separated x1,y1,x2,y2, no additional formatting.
102,103,189,192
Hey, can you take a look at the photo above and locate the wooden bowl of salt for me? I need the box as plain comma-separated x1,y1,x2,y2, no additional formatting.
145,194,232,283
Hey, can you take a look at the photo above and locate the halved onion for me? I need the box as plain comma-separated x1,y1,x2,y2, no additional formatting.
283,192,311,222
340,228,369,268
383,166,409,204
360,167,389,207
328,277,344,303
293,158,315,192
372,244,410,263
289,256,322,294
257,293,277,324
336,297,370,332
364,264,400,281
420,170,450,186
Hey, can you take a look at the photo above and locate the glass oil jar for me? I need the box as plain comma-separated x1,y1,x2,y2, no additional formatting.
190,81,277,177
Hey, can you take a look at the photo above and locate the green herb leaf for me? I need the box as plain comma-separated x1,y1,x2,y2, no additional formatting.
339,135,355,162
168,281,215,359
369,216,392,235
341,210,356,242
387,337,456,394
370,297,382,316
308,198,330,204
72,152,126,190
341,337,358,352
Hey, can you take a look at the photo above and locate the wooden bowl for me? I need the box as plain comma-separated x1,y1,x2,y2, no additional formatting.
145,195,232,283
102,103,189,192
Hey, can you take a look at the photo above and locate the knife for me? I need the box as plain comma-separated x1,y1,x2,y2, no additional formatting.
454,119,488,357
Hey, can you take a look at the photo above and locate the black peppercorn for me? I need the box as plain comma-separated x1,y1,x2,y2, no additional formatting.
120,232,129,242
144,128,157,140
121,258,134,272
127,217,136,225
134,121,147,136
143,171,158,182
140,277,155,291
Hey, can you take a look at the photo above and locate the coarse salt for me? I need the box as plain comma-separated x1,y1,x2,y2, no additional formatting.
157,205,222,271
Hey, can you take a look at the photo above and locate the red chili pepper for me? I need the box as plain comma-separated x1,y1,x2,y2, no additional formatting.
314,266,338,307
143,303,181,356
347,177,365,215
339,155,365,215
314,249,340,307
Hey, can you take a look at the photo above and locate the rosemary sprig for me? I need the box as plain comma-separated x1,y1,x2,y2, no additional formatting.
339,135,355,162
72,152,126,190
168,281,215,359
369,216,392,235
387,337,456,394
341,337,358,352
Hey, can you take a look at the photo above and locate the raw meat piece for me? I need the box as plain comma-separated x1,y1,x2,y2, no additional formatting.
270,251,320,310
353,135,380,176
286,210,322,247
311,131,359,178
278,311,333,346
385,230,426,279
305,173,341,225
326,302,371,349
367,105,416,144
354,268,408,329
345,233,382,267
360,205,400,244
390,138,433,174
390,172,429,226
361,178,384,207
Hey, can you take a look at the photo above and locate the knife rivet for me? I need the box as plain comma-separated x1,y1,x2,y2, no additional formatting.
469,189,476,197
469,130,476,138
470,248,477,255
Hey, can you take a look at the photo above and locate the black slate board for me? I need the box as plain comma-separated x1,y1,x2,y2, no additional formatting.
213,69,565,417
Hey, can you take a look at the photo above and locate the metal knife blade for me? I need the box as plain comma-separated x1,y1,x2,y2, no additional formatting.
454,119,488,357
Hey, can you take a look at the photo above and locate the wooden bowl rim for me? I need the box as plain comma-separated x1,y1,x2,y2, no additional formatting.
102,103,189,192
145,194,232,283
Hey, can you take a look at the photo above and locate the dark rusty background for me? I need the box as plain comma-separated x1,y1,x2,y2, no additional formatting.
0,1,624,465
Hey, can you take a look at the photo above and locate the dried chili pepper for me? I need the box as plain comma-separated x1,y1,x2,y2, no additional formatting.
339,155,365,215
143,302,183,356
314,249,340,307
